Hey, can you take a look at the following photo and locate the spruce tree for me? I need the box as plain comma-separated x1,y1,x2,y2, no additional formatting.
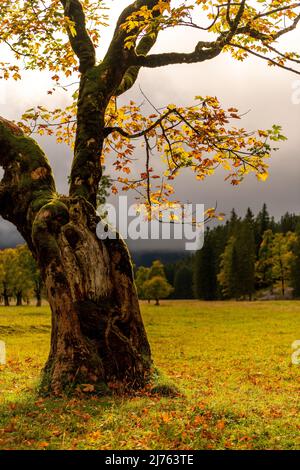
174,265,193,299
279,212,300,233
228,208,240,235
255,229,274,291
235,221,256,300
218,236,236,298
290,225,300,298
194,229,218,300
218,221,255,300
255,203,270,250
245,207,255,226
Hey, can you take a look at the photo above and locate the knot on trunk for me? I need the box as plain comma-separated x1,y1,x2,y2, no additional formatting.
0,116,56,242
32,200,70,267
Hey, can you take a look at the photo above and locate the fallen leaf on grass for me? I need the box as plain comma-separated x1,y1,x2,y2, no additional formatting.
161,412,172,423
38,441,49,448
82,384,95,393
72,410,91,421
3,421,16,433
88,430,102,441
216,419,225,430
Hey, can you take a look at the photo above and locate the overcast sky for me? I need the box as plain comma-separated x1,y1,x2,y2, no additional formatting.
1,1,300,251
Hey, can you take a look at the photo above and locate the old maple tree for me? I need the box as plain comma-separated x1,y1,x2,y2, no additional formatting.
0,0,299,395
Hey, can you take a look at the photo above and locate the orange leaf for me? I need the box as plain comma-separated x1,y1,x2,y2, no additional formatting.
216,420,225,430
39,442,49,448
82,384,95,393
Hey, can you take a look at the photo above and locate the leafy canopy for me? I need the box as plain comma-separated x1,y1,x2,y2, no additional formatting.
1,0,300,213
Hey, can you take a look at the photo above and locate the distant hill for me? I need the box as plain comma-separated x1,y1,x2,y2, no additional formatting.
132,251,186,267
0,230,186,268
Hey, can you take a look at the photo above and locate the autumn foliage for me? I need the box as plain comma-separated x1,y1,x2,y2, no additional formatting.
1,0,299,214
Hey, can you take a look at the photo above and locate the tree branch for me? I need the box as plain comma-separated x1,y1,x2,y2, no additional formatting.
129,1,300,71
273,12,300,39
254,3,300,20
70,0,300,207
103,0,161,97
228,42,300,75
133,41,223,68
104,109,173,138
60,0,95,73
0,117,56,244
132,0,247,68
104,0,160,61
69,1,162,204
115,30,159,96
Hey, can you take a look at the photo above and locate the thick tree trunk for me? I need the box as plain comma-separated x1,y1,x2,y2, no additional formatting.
34,197,152,396
0,59,154,396
16,291,23,306
3,287,10,307
35,283,42,307
281,277,285,297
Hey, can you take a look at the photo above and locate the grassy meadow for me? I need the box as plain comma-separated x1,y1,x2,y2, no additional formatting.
0,300,299,450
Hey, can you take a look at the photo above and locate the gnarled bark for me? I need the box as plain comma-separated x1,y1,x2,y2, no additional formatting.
35,197,152,395
0,1,165,396
0,117,152,395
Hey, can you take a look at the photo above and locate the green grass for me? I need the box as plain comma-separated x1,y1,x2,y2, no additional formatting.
0,300,299,450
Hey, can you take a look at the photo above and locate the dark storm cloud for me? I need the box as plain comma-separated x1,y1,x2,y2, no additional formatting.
0,220,23,248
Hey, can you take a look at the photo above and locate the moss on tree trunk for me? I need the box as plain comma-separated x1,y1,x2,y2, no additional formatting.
1,117,152,396
34,197,152,395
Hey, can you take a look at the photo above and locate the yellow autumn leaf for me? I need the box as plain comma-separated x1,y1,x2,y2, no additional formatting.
257,172,268,181
222,161,231,171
